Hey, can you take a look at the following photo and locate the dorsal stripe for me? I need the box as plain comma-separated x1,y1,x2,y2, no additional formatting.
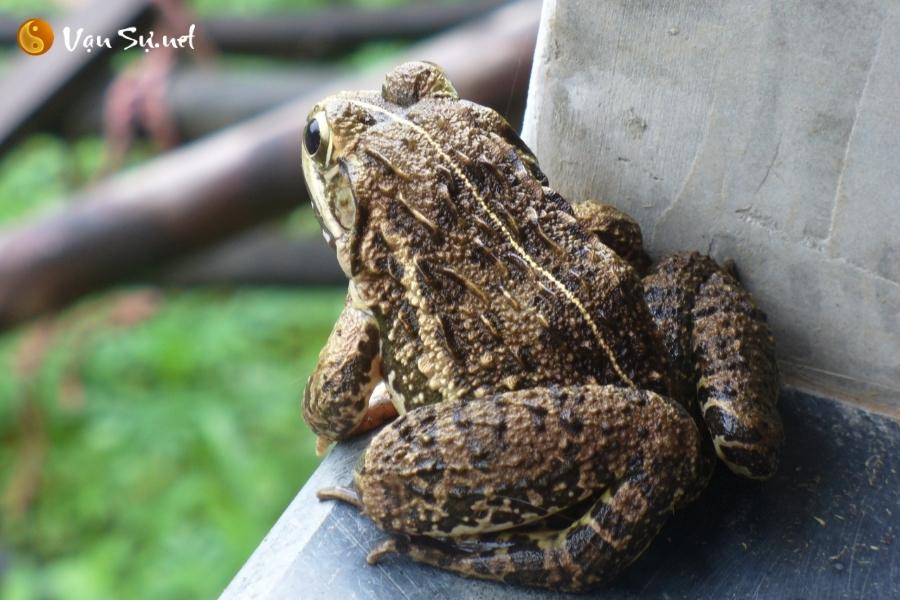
346,98,635,389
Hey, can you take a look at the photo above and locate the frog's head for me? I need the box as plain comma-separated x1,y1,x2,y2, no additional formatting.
301,61,458,276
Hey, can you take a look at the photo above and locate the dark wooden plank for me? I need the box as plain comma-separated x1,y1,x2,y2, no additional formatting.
156,230,344,287
223,387,900,599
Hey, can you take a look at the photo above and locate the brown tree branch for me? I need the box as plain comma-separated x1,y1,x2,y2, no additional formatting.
0,0,540,330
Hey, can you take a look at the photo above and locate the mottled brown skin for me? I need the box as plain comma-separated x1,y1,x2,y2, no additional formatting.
643,253,782,478
303,291,381,442
356,385,700,591
300,61,783,591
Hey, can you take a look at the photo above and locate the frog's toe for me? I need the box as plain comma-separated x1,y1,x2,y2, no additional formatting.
315,435,334,457
317,485,363,509
349,383,400,436
366,537,407,564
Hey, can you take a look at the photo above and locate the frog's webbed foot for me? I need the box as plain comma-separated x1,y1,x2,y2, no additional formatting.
351,384,703,591
571,200,651,275
643,252,783,479
303,289,383,445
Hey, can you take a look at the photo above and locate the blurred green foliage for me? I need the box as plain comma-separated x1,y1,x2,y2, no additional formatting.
0,289,344,599
0,1,55,15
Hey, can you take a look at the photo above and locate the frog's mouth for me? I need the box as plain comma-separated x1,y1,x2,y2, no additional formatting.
304,161,356,278
303,161,343,248
302,111,357,277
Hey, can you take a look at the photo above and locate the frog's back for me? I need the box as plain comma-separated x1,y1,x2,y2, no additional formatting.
344,98,670,409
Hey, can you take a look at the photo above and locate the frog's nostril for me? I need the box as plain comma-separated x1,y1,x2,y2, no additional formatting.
304,119,321,155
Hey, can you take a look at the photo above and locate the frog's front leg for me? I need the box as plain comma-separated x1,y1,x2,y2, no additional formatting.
302,289,392,454
571,200,652,275
333,384,702,591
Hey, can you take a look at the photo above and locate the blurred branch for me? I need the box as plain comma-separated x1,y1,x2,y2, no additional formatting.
200,0,513,58
156,229,344,287
0,0,540,331
0,1,511,58
0,0,515,155
0,0,508,58
62,65,337,141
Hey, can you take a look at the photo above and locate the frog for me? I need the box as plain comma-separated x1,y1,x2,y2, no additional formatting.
300,61,783,592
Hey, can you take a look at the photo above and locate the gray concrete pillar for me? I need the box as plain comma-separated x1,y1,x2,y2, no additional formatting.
522,0,900,415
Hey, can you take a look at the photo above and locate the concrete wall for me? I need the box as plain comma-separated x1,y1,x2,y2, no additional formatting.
522,0,899,413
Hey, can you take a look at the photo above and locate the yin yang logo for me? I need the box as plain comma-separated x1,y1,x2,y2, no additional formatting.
17,18,54,56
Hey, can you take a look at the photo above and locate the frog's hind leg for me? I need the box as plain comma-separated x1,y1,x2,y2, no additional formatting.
369,474,671,591
349,384,702,591
643,252,783,479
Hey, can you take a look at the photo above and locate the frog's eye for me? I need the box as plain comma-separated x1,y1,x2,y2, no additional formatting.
303,119,320,154
303,114,330,161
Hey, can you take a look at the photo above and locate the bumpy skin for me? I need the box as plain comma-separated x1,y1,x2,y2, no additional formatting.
571,202,651,276
642,252,782,479
300,61,782,591
358,385,700,591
